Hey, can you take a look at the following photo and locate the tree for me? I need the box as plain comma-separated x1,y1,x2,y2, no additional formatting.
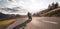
55,2,59,8
52,2,55,9
48,4,52,10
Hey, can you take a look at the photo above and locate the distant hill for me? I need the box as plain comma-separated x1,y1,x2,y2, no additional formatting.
0,12,27,20
33,2,60,17
0,12,16,20
40,8,60,17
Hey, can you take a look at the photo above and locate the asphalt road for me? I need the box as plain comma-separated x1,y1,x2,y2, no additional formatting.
6,17,60,29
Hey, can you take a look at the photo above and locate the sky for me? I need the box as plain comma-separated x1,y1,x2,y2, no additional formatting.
0,0,60,15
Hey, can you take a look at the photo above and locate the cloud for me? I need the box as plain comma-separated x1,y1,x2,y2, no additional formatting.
0,7,28,15
0,8,18,12
0,0,60,14
8,0,16,2
0,0,28,15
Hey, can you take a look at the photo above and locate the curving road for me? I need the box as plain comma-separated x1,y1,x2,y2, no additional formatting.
6,17,60,29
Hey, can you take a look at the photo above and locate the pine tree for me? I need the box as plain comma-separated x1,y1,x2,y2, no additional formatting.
52,2,55,9
48,4,52,10
55,2,59,8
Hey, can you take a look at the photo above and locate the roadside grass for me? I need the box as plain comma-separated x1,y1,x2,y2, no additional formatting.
0,18,16,29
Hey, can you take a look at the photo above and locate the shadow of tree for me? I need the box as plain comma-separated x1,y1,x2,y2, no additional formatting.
13,19,32,29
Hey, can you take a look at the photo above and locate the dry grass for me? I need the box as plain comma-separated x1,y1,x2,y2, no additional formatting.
0,18,16,29
40,8,60,16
